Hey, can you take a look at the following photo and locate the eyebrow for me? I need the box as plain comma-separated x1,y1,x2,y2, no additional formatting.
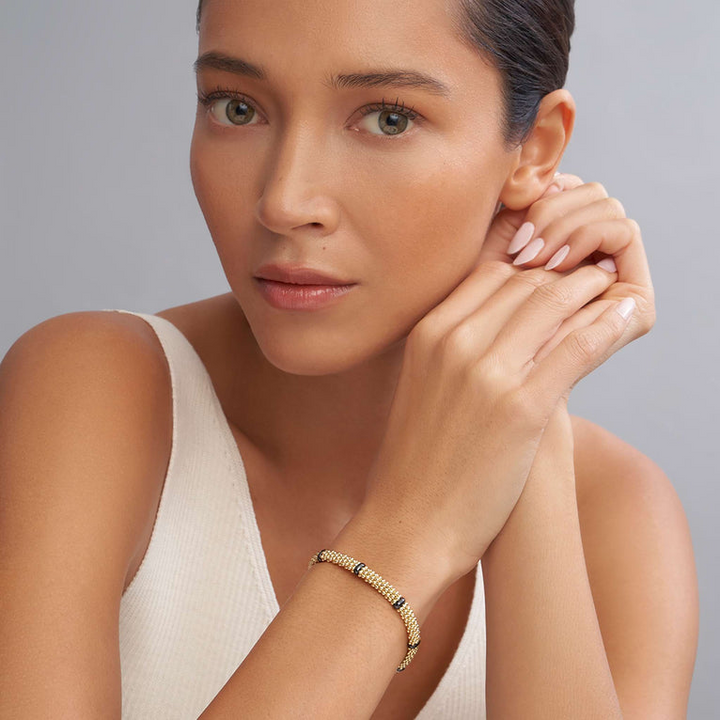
193,51,452,98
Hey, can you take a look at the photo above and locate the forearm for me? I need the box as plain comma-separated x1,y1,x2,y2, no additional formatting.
481,412,623,719
198,506,452,719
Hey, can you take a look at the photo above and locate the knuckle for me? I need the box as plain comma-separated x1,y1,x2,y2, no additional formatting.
471,352,509,392
605,196,626,218
587,181,609,199
509,266,550,291
626,217,642,237
567,327,602,362
441,323,478,364
637,295,657,334
531,280,576,310
409,315,444,349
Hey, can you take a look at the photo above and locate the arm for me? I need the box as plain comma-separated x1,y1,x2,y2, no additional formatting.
1,313,453,720
0,312,173,719
482,403,622,719
481,405,698,719
571,415,698,717
198,506,453,719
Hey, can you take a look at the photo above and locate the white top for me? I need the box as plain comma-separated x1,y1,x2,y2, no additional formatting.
104,308,486,719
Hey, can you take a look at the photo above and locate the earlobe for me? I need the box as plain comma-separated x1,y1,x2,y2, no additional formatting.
497,88,576,211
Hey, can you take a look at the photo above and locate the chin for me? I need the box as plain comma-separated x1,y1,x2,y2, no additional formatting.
243,317,362,376
247,316,409,377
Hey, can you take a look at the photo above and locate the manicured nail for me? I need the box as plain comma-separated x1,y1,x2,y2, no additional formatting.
508,221,535,254
543,183,563,197
513,237,545,265
597,257,617,273
545,244,570,270
615,297,636,320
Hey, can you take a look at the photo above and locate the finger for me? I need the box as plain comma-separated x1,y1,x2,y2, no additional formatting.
486,263,617,374
508,181,610,261
534,294,647,376
514,198,627,269
552,173,584,192
480,206,530,261
534,298,609,363
483,175,588,261
411,260,515,340
543,217,653,292
526,296,637,409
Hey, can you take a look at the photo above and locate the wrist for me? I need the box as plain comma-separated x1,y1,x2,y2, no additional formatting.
330,503,456,626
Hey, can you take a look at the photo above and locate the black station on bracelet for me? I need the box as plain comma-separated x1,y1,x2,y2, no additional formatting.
307,548,422,672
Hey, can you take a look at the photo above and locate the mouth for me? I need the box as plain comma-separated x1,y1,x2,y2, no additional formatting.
253,277,357,311
254,263,356,286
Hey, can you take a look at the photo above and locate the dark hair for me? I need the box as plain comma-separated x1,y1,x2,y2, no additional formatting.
195,0,574,151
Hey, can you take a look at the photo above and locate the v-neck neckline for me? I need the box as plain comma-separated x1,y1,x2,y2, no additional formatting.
217,390,484,718
151,310,484,718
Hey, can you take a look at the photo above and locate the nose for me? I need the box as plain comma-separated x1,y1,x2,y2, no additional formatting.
254,125,340,236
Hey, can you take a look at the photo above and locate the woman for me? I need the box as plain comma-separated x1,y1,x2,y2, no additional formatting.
0,0,698,718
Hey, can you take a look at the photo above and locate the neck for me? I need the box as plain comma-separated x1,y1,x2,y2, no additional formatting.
224,306,408,516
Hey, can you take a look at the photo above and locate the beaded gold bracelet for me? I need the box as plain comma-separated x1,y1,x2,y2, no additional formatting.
307,548,421,672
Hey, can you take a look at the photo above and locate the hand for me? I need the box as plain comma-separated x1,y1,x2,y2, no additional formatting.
360,178,655,588
479,173,587,266
484,173,656,376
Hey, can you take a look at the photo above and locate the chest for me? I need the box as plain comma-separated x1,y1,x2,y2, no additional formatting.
262,524,478,719
244,447,478,719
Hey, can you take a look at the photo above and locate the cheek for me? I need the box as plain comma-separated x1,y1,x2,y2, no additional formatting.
353,157,496,332
190,128,253,240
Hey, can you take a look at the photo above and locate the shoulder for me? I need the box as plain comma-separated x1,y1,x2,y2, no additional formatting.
0,310,174,713
5,309,171,378
570,413,674,502
0,310,173,588
570,413,692,538
569,414,699,716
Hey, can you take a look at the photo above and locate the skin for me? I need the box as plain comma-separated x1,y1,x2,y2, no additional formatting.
190,0,576,528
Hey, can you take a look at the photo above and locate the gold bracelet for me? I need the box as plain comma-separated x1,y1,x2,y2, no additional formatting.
307,549,421,672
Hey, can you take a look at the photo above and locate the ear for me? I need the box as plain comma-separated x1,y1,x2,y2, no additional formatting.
498,89,576,211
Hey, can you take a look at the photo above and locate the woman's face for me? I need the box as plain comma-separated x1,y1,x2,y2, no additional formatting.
190,0,517,376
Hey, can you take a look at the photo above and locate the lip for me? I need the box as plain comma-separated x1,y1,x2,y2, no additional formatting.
254,278,357,311
254,263,355,286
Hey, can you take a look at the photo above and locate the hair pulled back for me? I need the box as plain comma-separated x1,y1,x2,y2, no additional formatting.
195,0,575,151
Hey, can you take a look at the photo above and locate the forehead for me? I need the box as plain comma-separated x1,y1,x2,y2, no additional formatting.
199,0,498,99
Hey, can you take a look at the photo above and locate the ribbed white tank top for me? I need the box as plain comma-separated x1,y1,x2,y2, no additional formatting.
104,308,486,719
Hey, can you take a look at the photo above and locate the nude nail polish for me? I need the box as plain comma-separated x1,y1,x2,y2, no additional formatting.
615,297,636,320
545,244,570,270
597,257,617,273
513,237,545,265
507,221,535,254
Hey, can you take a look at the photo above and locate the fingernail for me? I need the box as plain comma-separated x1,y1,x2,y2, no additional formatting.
508,221,535,254
543,183,563,197
513,237,545,265
597,257,617,273
545,244,570,270
615,297,636,320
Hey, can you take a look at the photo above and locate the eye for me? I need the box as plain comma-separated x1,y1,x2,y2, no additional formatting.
355,98,420,138
196,87,422,137
197,87,263,127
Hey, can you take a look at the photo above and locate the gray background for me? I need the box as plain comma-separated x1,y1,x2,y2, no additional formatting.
2,1,717,715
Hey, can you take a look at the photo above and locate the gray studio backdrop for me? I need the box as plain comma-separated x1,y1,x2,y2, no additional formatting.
1,1,717,715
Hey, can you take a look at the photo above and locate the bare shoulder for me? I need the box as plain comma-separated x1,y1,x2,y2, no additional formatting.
2,309,174,576
570,413,673,497
569,414,699,717
0,310,173,715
